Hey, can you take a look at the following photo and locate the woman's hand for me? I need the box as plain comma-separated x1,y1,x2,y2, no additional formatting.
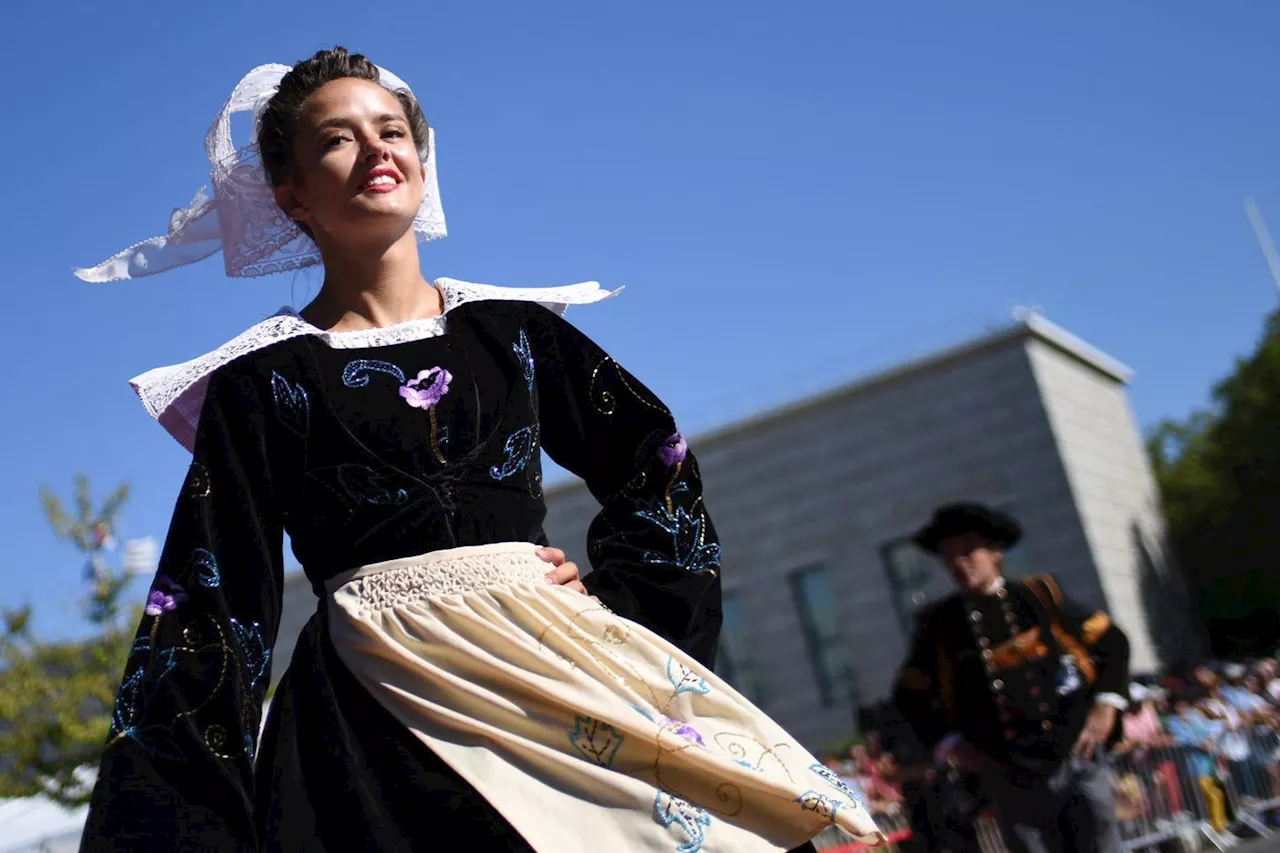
536,547,599,602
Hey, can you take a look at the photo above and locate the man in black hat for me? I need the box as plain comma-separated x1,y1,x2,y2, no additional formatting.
892,502,1130,853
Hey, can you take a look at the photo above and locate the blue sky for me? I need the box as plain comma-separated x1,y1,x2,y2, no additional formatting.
4,1,1279,639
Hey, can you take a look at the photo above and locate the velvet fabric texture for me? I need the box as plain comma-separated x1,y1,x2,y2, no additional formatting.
82,301,726,851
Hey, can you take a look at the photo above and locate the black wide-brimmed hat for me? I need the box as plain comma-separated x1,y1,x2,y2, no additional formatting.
912,502,1023,554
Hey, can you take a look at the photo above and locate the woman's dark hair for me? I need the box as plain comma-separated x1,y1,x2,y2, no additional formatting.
258,46,430,189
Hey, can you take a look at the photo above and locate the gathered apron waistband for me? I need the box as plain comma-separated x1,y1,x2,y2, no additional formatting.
323,541,547,601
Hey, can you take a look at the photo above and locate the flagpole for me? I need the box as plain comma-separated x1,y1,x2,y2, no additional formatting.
1244,197,1280,297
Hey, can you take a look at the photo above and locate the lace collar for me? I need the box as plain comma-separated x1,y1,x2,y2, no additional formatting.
132,278,620,451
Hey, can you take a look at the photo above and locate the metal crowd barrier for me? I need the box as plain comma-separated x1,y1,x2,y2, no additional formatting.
816,729,1280,852
1110,728,1280,850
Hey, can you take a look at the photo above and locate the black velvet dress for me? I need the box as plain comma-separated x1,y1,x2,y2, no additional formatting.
80,299,742,851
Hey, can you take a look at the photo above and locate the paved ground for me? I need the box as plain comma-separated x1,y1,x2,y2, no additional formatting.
1239,837,1280,852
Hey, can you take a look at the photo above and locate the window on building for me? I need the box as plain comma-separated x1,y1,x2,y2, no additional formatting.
881,503,1029,638
716,591,764,704
789,564,856,707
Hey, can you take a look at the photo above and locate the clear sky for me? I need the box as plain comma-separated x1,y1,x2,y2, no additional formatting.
4,0,1279,639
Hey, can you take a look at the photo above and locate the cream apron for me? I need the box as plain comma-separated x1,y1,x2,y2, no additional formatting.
326,542,884,853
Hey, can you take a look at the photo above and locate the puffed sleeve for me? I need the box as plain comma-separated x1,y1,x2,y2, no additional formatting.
81,366,284,851
526,305,722,667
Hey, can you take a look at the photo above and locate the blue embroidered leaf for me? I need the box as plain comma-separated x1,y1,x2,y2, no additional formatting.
630,703,657,722
230,617,272,693
111,647,180,744
568,715,626,768
305,464,411,527
189,548,221,588
633,501,721,574
513,329,535,394
653,789,712,853
490,425,537,480
338,465,410,506
270,370,311,437
665,657,711,697
342,359,407,388
810,763,869,810
795,790,843,821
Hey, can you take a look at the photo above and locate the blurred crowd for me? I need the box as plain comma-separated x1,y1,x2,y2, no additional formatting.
818,657,1280,850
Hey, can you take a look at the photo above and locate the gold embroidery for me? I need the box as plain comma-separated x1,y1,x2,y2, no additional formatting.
1082,612,1111,645
428,408,447,465
990,627,1049,671
589,356,667,416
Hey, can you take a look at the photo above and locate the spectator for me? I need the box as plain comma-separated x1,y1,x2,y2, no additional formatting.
1198,669,1267,800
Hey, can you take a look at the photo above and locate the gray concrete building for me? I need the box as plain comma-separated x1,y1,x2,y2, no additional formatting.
270,312,1199,751
540,312,1200,750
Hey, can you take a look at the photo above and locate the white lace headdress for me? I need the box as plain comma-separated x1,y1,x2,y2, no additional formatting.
74,63,446,282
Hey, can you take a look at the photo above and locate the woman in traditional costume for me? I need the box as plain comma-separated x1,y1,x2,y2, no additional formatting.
76,48,884,853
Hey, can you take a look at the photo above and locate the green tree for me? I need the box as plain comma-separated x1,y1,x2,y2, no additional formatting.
0,477,137,805
1147,307,1280,656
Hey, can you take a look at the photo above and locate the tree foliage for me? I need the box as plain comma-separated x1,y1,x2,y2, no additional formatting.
0,477,137,805
1147,307,1280,656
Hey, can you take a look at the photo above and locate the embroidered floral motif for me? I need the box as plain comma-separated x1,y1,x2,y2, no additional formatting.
306,464,411,522
400,367,453,465
110,641,185,760
399,367,452,409
270,371,311,437
229,617,271,693
634,500,721,574
568,715,626,768
795,790,843,821
189,548,221,588
657,431,688,467
513,328,535,394
810,763,869,810
342,359,406,388
145,576,187,617
661,717,705,748
666,657,710,697
634,703,705,748
490,425,537,480
655,431,690,513
653,789,712,853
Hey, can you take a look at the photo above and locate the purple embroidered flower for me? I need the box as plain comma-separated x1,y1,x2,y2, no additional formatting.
657,431,688,467
145,576,187,617
660,716,705,748
399,367,453,410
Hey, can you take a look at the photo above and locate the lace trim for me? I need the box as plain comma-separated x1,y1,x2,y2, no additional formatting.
340,550,548,610
130,280,621,450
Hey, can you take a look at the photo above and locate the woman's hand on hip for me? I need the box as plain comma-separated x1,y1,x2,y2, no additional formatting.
537,547,599,602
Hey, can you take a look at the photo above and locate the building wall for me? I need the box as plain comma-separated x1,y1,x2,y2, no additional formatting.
543,335,1111,749
1027,340,1200,673
271,574,317,689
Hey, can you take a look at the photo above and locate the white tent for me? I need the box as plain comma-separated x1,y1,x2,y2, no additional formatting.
0,794,88,853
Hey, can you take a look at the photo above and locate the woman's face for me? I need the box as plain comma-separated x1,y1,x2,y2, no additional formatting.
275,77,426,251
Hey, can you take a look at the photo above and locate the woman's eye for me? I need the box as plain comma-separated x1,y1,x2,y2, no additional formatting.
384,129,406,139
322,136,348,150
